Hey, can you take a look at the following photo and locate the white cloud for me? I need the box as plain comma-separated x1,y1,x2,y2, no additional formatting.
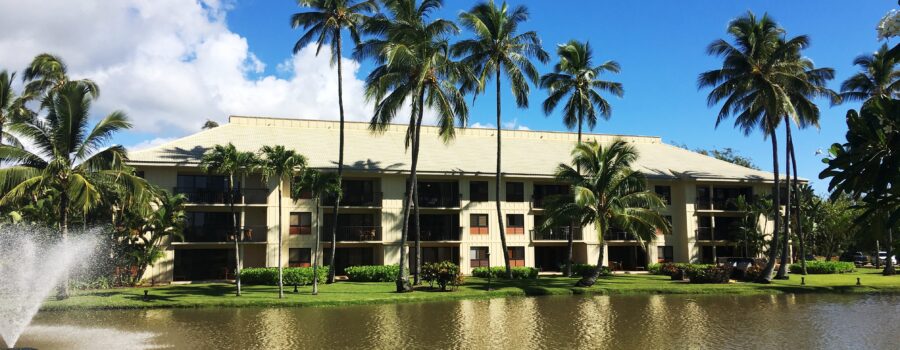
0,0,393,137
470,119,530,130
128,137,177,152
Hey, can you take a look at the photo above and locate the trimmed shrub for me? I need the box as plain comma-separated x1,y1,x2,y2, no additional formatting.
240,267,328,286
789,261,855,274
422,261,463,291
654,263,713,277
345,265,400,282
471,266,539,279
686,265,731,284
570,264,612,277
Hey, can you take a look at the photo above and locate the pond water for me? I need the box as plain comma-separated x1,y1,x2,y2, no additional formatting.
13,294,900,349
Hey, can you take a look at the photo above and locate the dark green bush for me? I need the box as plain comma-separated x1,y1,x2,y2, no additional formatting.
789,261,855,274
686,265,731,284
653,263,714,277
471,266,539,279
240,267,328,286
422,261,463,291
570,264,612,277
345,265,399,282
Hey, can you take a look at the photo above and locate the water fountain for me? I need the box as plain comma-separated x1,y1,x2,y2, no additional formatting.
0,229,97,349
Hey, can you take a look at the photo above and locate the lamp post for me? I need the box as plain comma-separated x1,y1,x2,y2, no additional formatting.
486,252,493,291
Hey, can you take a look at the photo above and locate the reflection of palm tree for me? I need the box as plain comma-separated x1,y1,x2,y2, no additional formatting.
540,40,621,276
259,145,307,298
293,168,341,295
359,0,468,291
0,81,148,298
546,140,669,287
292,0,378,284
452,0,548,279
200,143,259,296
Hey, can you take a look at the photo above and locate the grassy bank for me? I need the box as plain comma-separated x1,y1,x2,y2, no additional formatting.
41,269,900,311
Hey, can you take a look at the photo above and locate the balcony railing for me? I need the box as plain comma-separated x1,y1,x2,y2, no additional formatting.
531,227,583,241
181,225,268,243
322,226,383,242
418,193,461,208
174,187,268,204
696,228,737,241
323,192,383,207
603,230,634,241
407,227,462,241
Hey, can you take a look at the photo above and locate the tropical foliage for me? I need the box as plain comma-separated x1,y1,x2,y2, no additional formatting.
292,167,341,295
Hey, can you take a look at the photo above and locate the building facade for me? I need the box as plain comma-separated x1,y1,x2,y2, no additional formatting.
129,116,781,282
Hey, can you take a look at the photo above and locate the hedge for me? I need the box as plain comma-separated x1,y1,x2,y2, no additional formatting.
471,266,539,279
685,265,730,284
651,263,714,277
345,265,400,282
789,261,855,274
239,267,328,286
570,264,612,277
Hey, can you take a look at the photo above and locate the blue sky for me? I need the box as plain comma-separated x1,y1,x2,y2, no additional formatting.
2,1,893,194
219,0,894,194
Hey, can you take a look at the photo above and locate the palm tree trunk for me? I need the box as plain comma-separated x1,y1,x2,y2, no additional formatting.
277,182,284,298
789,136,807,275
577,221,605,287
565,118,581,277
759,131,780,283
495,70,512,279
327,30,346,284
57,191,70,299
313,199,321,295
776,118,792,279
396,90,424,293
885,227,895,275
230,174,241,296
412,96,424,285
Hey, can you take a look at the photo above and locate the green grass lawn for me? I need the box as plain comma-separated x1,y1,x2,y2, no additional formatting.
41,269,900,311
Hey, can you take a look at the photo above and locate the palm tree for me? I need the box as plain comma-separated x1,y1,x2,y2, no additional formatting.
21,53,99,104
117,189,187,286
200,143,260,296
698,12,803,282
358,0,468,291
452,0,548,278
292,168,341,295
545,140,669,287
292,0,378,284
201,120,219,130
0,81,148,298
540,40,623,276
0,70,16,145
840,43,900,102
259,145,308,298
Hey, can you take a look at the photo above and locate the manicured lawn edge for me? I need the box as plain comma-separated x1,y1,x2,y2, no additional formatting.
40,271,900,312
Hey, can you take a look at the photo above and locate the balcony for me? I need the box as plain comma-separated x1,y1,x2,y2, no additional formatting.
417,181,460,208
531,227,583,241
532,184,569,209
322,226,383,242
174,187,268,205
418,193,461,208
181,225,268,243
603,230,634,241
323,192,383,207
696,228,738,241
408,227,463,241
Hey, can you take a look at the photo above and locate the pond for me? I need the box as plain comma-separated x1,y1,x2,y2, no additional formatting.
14,294,900,349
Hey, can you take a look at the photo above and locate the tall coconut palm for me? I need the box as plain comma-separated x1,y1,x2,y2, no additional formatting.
21,53,99,104
292,0,378,284
840,43,900,102
451,0,547,278
357,0,468,291
0,81,148,298
698,12,803,282
292,168,341,295
0,70,17,145
259,145,308,298
539,40,623,276
200,143,259,296
546,140,669,287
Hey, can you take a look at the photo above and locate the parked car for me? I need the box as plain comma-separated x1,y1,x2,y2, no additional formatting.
840,252,868,266
876,251,897,265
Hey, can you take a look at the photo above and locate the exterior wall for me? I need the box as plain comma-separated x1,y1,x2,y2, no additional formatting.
137,165,778,282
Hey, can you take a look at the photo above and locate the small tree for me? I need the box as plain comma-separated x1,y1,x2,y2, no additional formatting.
292,168,341,295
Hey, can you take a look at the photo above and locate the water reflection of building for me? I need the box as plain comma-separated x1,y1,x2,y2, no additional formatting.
129,116,788,282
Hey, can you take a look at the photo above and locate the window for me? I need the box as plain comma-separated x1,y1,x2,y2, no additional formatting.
290,177,312,199
470,214,489,235
470,247,489,267
289,248,311,267
506,214,524,234
696,186,711,210
470,181,489,202
657,215,673,235
506,182,524,202
655,185,671,205
508,247,525,267
134,170,145,178
657,246,674,263
290,212,312,235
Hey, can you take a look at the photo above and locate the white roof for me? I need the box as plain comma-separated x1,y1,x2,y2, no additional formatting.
128,116,782,182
